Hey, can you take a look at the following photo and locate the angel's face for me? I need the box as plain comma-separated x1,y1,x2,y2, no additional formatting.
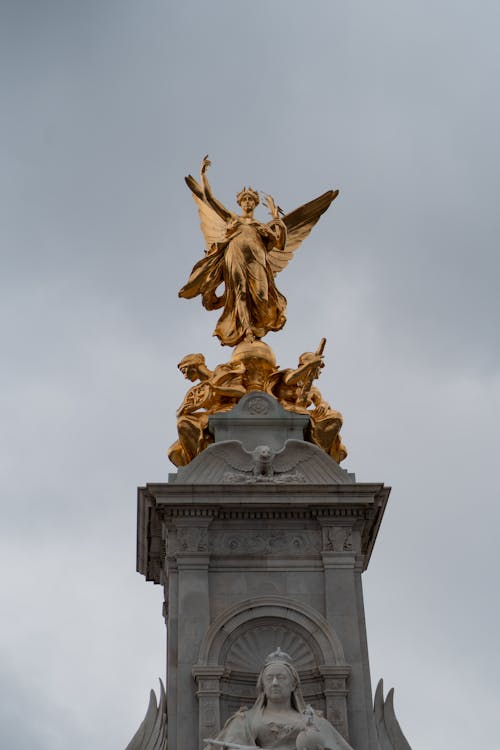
239,194,257,215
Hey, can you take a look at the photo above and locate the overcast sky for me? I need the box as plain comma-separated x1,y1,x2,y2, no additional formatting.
1,2,499,749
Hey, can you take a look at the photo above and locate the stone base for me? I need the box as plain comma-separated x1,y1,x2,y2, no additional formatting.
138,480,389,750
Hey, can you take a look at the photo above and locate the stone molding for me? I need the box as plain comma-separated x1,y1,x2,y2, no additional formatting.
196,596,347,666
321,551,358,570
166,506,369,521
175,554,211,571
137,483,390,582
151,482,386,502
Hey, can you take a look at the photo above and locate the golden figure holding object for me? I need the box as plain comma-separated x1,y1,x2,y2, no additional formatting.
168,353,246,467
168,339,346,467
179,156,338,347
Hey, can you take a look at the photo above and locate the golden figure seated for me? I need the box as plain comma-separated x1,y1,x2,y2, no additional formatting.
167,353,246,467
168,342,347,468
267,344,347,464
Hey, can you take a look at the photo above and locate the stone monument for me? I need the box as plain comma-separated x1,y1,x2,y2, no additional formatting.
125,158,413,750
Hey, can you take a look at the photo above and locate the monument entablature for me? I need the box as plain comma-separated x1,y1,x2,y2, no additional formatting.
137,480,389,586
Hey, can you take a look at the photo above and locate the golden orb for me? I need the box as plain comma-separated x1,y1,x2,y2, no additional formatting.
231,340,277,392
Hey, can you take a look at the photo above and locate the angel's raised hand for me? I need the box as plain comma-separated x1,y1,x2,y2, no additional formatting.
201,155,212,174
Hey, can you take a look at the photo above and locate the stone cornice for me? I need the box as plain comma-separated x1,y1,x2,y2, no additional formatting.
165,506,369,520
136,482,390,582
146,481,388,502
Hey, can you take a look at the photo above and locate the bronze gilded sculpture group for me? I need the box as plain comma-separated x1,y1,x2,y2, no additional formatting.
169,156,346,468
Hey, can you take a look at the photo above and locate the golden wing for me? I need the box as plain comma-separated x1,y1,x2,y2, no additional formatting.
185,174,229,252
267,189,339,274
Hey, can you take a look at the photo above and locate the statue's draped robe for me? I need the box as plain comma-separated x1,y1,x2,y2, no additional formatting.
180,219,287,347
208,705,354,750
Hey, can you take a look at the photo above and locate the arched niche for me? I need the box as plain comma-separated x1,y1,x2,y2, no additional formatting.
192,597,351,745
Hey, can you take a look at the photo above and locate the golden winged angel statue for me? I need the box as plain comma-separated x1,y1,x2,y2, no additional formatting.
179,156,339,347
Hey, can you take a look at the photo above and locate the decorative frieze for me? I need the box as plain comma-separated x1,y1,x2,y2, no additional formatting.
209,530,320,556
193,666,228,740
319,665,351,741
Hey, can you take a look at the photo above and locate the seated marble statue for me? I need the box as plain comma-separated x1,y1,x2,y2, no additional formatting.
205,648,354,750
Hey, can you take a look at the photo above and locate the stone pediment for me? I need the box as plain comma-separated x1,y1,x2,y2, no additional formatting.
172,438,353,485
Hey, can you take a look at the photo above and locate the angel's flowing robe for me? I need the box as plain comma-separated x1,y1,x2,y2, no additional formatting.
180,218,287,347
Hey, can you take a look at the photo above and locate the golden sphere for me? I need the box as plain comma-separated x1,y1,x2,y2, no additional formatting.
230,340,277,391
231,340,277,368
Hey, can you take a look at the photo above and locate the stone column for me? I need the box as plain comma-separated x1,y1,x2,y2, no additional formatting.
165,554,178,750
192,665,226,747
173,517,212,750
319,664,351,741
320,520,378,750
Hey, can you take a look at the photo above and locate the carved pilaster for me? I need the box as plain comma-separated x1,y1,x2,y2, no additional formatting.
319,664,351,741
173,517,213,750
319,519,358,573
192,666,227,748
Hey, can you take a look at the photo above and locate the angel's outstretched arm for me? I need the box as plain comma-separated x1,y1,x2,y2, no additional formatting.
183,157,233,255
199,156,233,222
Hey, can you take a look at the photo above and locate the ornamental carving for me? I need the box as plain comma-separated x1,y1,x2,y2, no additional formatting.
322,526,353,552
223,625,317,673
176,526,208,553
246,396,270,415
209,531,320,556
